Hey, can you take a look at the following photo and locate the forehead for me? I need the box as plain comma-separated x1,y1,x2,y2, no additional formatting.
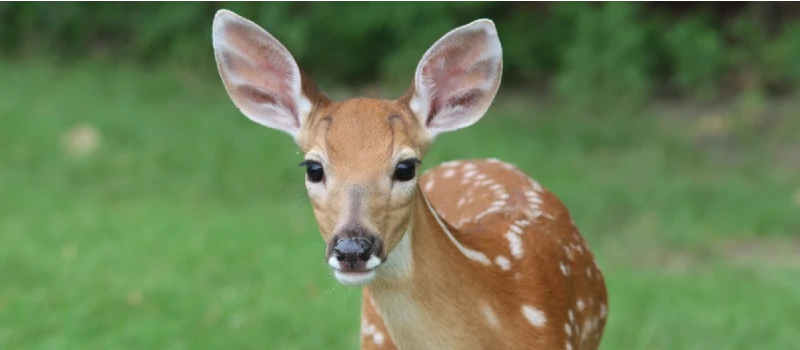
305,98,421,167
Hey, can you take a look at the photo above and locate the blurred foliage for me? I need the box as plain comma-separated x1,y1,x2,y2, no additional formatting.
663,11,728,102
553,2,653,114
2,2,800,109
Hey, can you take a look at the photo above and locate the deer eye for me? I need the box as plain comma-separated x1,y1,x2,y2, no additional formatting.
394,159,420,182
300,160,324,183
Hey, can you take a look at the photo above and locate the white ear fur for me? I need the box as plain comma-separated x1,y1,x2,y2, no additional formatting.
212,9,315,140
408,19,503,140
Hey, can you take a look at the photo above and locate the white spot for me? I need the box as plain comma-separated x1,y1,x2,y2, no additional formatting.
362,321,385,346
514,272,522,280
487,158,501,163
581,318,592,341
577,299,585,312
564,323,572,337
564,246,574,260
424,179,435,192
498,193,510,200
560,261,568,276
600,304,608,319
482,303,500,328
442,160,462,168
575,245,583,254
373,332,384,346
521,305,547,327
457,197,467,207
463,163,477,170
568,309,575,323
490,183,503,191
495,255,511,271
423,195,491,266
505,231,523,259
527,194,544,205
566,342,573,350
516,219,531,227
525,206,543,219
475,174,487,181
586,267,593,278
443,169,456,178
464,170,477,178
491,200,506,208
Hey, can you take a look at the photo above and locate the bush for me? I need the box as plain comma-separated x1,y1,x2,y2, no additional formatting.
553,2,654,114
663,12,727,101
1,2,798,106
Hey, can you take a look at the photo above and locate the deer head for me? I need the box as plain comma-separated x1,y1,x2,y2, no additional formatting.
212,9,503,286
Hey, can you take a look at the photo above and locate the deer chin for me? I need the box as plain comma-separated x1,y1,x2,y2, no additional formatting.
334,269,378,287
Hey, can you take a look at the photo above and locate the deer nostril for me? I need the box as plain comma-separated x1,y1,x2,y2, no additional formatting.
335,249,345,261
358,250,371,262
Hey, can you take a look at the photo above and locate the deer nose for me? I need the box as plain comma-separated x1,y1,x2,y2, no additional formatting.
334,237,372,264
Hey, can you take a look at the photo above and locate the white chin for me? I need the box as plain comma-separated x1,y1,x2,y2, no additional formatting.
334,269,377,287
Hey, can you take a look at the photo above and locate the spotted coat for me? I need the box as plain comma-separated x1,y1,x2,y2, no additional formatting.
360,159,608,350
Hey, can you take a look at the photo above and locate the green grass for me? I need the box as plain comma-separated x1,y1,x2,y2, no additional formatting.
1,60,799,349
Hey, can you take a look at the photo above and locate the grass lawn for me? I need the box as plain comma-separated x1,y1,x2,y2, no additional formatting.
1,60,798,349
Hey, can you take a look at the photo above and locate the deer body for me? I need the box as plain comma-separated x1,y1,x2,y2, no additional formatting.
359,159,607,350
212,10,608,350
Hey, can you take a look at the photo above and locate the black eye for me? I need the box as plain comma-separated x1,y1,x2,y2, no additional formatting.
300,160,324,183
394,159,420,182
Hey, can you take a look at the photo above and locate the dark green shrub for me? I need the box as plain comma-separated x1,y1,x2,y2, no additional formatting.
554,2,654,114
663,13,727,101
0,2,798,103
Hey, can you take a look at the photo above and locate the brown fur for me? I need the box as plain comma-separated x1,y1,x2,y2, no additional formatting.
297,98,429,256
357,160,608,349
295,95,609,349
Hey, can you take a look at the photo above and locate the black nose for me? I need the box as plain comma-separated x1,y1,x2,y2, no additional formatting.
334,237,372,264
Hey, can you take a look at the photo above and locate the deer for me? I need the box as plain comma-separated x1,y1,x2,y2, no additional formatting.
211,9,609,350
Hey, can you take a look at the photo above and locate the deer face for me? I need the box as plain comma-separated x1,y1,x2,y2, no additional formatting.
297,98,427,286
212,10,502,286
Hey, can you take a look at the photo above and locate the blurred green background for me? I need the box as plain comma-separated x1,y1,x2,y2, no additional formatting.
1,2,799,349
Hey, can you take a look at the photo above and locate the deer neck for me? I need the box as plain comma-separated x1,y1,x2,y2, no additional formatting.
368,187,490,348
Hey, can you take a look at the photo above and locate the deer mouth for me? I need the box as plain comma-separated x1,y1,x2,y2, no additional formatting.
327,253,382,286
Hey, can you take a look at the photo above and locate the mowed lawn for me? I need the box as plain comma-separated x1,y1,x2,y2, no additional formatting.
1,60,799,350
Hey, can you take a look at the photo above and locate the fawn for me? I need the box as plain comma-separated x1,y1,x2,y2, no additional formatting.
212,9,608,350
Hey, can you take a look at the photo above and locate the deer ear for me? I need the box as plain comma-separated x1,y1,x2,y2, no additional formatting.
212,10,327,140
406,19,503,140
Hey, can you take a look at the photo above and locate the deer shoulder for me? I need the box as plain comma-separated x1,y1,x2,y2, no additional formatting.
419,158,609,350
